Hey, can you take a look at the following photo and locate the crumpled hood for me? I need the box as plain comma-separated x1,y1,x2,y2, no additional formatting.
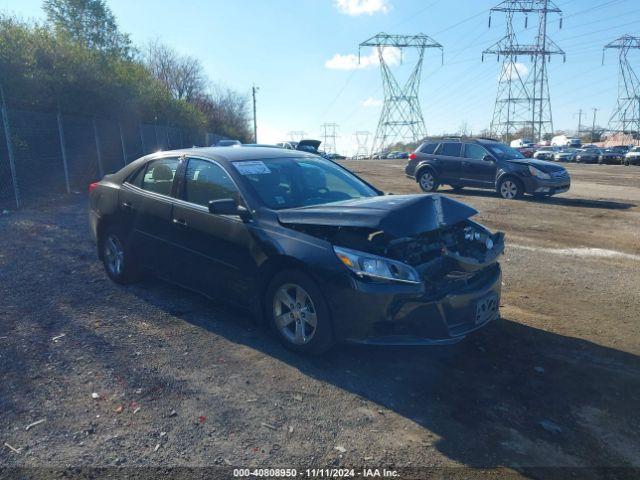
276,194,478,238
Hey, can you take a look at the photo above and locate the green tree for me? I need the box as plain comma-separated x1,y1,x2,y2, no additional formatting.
43,0,131,56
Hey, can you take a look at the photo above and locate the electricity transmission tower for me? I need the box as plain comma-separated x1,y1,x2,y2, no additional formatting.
359,33,443,156
354,131,370,157
603,35,640,142
484,0,564,142
288,131,306,142
320,123,339,154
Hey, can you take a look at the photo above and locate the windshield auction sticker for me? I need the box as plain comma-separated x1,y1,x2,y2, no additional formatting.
234,161,271,175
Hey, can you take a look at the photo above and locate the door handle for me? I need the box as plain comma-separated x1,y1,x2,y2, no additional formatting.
461,161,470,167
172,218,187,227
122,202,133,210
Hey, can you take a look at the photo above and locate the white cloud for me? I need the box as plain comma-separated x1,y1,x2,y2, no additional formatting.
499,62,528,82
325,46,401,70
335,0,391,15
362,97,383,107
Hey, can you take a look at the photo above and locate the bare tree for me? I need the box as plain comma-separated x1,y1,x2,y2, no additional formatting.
145,40,205,102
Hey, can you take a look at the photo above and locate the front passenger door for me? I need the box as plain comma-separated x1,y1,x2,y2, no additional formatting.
171,158,256,306
461,143,497,187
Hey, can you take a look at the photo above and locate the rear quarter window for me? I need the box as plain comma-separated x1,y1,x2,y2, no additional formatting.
419,142,439,154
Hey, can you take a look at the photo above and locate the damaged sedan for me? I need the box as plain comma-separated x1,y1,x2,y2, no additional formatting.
89,147,504,354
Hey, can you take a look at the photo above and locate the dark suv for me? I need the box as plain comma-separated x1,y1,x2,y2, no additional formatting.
405,138,571,199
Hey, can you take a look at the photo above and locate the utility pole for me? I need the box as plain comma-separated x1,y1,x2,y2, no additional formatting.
252,84,259,143
591,108,599,144
575,108,583,135
359,33,443,156
603,35,640,145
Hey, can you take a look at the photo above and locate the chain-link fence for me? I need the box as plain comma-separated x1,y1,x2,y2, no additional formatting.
0,107,223,209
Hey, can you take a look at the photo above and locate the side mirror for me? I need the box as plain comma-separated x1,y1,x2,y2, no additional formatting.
483,154,496,162
208,198,251,221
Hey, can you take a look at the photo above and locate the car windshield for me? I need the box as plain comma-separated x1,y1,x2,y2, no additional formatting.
483,143,525,160
233,157,378,209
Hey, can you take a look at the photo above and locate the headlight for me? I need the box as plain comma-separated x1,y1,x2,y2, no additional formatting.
528,165,551,179
333,246,420,285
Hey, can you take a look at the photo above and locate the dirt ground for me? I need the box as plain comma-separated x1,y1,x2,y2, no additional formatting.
0,162,639,479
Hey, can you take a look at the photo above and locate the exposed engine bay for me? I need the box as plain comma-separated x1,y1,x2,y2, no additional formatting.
287,220,504,294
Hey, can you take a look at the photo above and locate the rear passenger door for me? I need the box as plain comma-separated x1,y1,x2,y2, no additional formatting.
461,143,497,187
433,142,463,182
119,157,181,275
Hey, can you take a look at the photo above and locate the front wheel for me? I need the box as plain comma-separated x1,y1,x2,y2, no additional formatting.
417,169,439,192
498,177,523,200
100,226,139,284
265,270,334,355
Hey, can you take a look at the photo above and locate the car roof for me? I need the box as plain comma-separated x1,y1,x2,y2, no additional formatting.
167,146,317,163
108,146,320,184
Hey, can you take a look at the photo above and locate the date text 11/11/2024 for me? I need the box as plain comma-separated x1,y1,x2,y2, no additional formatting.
233,468,400,477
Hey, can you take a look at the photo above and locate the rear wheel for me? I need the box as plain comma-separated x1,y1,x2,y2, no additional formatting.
100,226,139,284
417,169,439,192
265,270,334,355
498,177,523,200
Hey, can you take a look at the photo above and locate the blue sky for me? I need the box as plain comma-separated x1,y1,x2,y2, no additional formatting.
2,0,639,153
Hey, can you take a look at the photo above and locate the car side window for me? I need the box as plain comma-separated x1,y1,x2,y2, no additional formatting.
463,144,488,160
420,142,438,154
140,158,179,196
438,142,462,157
183,158,240,207
126,166,145,187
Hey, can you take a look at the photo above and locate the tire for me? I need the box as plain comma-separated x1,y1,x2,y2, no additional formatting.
417,169,439,192
497,176,524,200
265,270,334,355
100,226,139,284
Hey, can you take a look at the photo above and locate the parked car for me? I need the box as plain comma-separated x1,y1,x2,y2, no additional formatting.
214,139,241,147
89,147,504,354
574,148,599,164
405,138,570,199
624,146,640,166
597,148,624,165
510,139,535,148
609,145,630,155
553,148,577,162
516,147,536,158
388,151,409,159
551,135,581,148
533,146,559,160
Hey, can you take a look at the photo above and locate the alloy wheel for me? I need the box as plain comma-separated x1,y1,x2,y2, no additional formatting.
500,180,518,199
419,172,435,191
104,234,125,277
273,283,317,345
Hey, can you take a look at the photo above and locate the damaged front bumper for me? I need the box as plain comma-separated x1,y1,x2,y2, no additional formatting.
324,233,504,346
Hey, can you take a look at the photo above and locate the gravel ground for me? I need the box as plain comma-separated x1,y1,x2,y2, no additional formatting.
0,162,639,479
